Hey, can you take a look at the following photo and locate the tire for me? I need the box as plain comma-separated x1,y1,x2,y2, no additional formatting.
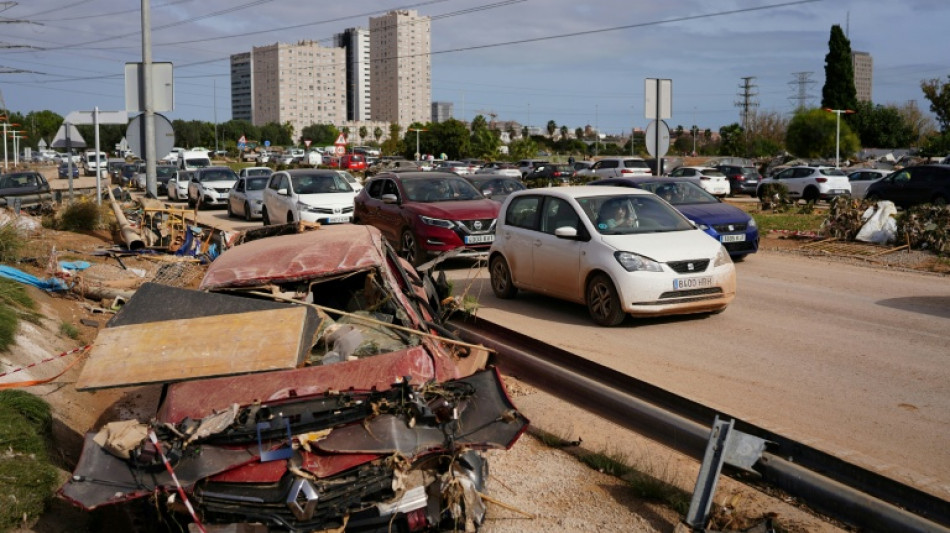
262,207,270,226
489,255,517,299
401,229,425,267
803,186,819,202
244,202,253,222
586,273,625,327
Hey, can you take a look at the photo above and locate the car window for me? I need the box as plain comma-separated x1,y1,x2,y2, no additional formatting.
200,169,237,182
291,174,352,194
245,177,269,190
402,177,481,202
367,179,384,198
641,182,716,205
599,160,618,169
623,159,649,169
381,179,399,198
580,194,693,235
505,195,541,229
234,180,245,192
540,197,579,234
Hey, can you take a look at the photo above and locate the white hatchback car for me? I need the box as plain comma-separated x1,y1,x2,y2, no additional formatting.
261,169,357,225
575,157,652,179
757,166,851,202
489,186,736,326
666,166,730,197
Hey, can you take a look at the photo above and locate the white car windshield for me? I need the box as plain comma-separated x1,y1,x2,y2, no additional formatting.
198,169,237,182
291,173,353,194
578,194,694,235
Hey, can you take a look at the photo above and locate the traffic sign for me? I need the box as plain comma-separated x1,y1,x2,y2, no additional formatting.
127,113,174,159
264,140,271,147
238,135,246,143
645,119,670,158
334,133,347,146
304,139,312,148
644,78,672,120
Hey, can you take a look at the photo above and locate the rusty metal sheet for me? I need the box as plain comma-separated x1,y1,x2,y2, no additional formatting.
156,346,438,423
199,225,386,291
76,307,313,391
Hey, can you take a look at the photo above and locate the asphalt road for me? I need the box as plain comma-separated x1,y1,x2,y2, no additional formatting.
443,251,950,503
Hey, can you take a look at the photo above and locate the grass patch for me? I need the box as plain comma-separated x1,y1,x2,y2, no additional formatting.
57,200,105,231
0,222,28,262
531,427,578,448
0,278,37,352
59,322,81,340
751,212,826,233
578,448,634,477
0,391,58,530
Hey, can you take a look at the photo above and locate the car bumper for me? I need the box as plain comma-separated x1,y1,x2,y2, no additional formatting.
298,211,353,225
704,228,759,257
819,188,851,200
613,263,736,317
737,182,759,194
418,226,495,257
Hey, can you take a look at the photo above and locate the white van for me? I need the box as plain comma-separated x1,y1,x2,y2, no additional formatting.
178,150,213,171
82,150,107,177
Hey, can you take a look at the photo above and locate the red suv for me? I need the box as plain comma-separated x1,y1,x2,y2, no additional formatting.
354,172,499,266
340,153,367,171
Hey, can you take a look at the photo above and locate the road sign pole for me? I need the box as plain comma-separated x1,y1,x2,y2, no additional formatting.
655,84,662,176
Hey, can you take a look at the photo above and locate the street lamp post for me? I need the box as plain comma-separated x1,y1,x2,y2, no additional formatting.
824,108,855,168
408,128,427,161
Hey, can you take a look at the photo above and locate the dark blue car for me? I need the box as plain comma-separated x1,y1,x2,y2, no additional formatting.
589,177,759,259
57,162,79,179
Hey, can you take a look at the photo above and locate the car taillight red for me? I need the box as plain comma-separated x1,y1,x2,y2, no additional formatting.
736,176,745,182
620,169,633,174
405,508,428,530
816,177,827,183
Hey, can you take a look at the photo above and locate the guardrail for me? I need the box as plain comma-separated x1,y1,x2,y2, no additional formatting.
446,315,950,533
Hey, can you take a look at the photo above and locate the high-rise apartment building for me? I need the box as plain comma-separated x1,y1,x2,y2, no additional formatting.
230,52,253,122
852,51,873,103
431,101,453,123
334,28,372,121
238,41,346,138
369,10,432,127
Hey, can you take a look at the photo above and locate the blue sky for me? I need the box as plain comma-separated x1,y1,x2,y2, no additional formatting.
1,0,947,138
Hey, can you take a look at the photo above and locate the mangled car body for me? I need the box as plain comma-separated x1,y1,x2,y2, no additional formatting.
61,225,528,532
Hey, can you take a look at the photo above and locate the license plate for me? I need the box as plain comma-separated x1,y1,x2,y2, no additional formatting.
325,215,350,224
673,276,713,290
465,234,494,244
721,234,746,243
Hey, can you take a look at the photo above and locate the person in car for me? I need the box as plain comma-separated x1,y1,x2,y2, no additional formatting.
597,199,636,230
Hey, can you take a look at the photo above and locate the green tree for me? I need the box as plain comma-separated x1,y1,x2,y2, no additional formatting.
546,120,557,136
507,137,538,160
358,126,368,143
821,25,858,115
718,123,746,156
23,110,63,150
574,127,583,140
381,123,403,155
785,108,860,159
373,126,383,144
560,125,568,139
428,119,470,159
470,115,500,159
298,124,339,146
921,75,950,132
849,101,914,148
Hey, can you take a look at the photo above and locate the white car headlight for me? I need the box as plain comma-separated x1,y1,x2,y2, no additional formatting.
419,215,455,229
714,245,733,267
748,217,757,228
690,219,709,231
614,251,663,272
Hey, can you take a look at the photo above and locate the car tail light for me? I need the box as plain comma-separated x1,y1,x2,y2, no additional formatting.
736,176,745,182
816,177,827,183
405,508,428,531
553,171,562,177
620,169,634,175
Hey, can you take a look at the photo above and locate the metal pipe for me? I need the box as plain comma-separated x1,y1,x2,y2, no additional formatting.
106,188,144,251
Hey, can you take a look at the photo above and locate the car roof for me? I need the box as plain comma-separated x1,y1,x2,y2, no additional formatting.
589,177,694,187
510,185,652,199
372,171,459,180
279,168,346,176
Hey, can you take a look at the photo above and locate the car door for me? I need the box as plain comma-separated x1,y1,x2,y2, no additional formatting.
230,178,246,213
374,178,407,244
532,196,585,300
497,194,542,289
266,173,293,223
593,159,619,178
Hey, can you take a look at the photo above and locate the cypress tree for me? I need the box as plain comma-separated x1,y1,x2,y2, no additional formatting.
821,25,858,113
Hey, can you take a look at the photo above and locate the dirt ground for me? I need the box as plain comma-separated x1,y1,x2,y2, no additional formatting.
4,210,942,532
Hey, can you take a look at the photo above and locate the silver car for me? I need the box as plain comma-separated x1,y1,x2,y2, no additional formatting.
847,168,891,199
227,175,270,220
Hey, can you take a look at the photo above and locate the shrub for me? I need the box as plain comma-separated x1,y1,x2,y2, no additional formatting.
756,183,791,211
0,391,58,530
0,222,26,262
57,200,104,231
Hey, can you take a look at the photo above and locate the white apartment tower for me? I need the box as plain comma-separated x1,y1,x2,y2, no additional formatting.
334,28,372,121
852,51,873,103
248,41,346,138
369,10,432,127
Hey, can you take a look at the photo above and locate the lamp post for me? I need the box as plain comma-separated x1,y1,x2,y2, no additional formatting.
824,108,855,168
408,128,427,161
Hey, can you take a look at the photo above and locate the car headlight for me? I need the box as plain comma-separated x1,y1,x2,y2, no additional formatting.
690,219,709,231
419,215,456,229
714,245,733,267
614,251,663,272
748,217,757,228
253,199,262,205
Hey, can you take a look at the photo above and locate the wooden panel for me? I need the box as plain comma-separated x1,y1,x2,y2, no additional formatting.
76,307,310,391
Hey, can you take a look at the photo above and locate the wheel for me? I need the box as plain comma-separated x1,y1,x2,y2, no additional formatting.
803,186,819,202
586,273,625,326
244,202,253,222
262,207,270,226
489,255,517,299
401,229,425,267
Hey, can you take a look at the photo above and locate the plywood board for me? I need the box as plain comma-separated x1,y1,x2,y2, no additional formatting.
76,307,311,391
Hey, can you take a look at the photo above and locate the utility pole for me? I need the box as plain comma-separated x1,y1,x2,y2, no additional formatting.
408,128,427,161
788,72,816,112
735,76,758,133
824,108,855,168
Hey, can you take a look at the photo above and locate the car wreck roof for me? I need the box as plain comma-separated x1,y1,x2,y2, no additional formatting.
200,225,387,290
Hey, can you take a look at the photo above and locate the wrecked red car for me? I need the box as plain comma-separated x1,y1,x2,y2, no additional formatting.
61,225,528,532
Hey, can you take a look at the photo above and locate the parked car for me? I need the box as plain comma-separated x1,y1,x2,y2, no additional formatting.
666,166,729,197
475,162,522,179
864,164,950,207
336,170,363,193
434,160,477,175
107,159,126,183
227,175,269,220
488,185,736,326
166,170,193,201
339,153,368,172
847,168,893,199
524,163,576,187
57,162,79,179
237,166,272,179
187,166,238,209
516,159,550,178
573,160,594,173
463,175,526,204
117,163,138,187
353,172,500,266
589,177,758,259
133,164,178,193
575,156,652,179
714,164,762,196
261,168,357,226
366,157,421,177
0,171,51,199
756,165,851,202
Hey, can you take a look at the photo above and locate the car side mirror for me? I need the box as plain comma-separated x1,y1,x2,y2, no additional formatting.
482,189,493,199
554,226,578,239
277,188,288,195
382,193,398,204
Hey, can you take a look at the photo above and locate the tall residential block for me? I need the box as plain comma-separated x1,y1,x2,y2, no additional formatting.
230,52,253,122
431,101,453,123
245,41,346,138
369,10,432,127
334,27,372,121
852,51,873,103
